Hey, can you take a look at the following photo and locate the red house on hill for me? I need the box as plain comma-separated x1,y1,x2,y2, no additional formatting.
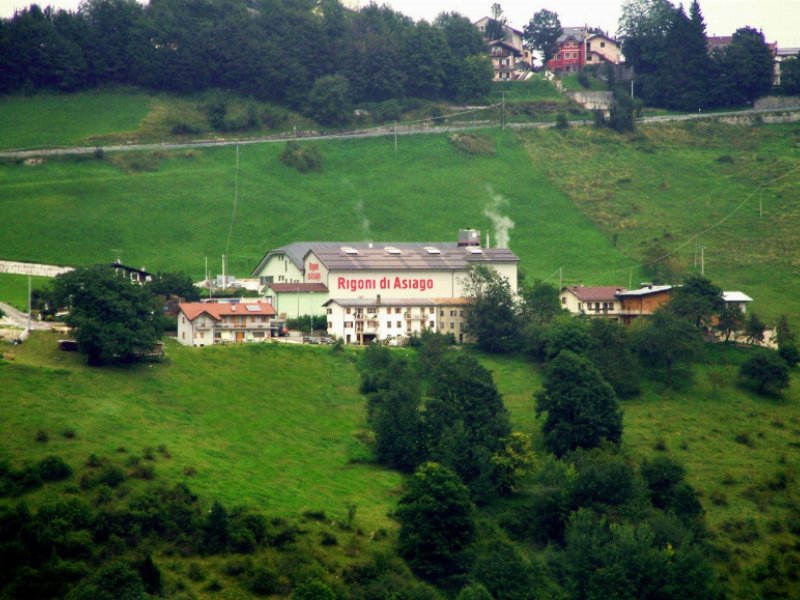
546,27,622,74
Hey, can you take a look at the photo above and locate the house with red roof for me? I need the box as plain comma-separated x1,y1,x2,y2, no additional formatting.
177,300,278,346
546,28,621,74
560,285,627,319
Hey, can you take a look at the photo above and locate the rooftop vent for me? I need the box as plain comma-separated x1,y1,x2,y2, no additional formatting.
466,246,484,255
245,304,262,312
423,246,441,255
341,246,359,255
384,246,402,255
458,229,481,247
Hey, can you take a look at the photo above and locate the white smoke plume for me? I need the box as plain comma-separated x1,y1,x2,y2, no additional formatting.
354,199,371,238
483,186,515,248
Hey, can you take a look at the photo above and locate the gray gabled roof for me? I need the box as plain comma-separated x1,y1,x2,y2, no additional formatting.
557,26,588,44
252,242,518,276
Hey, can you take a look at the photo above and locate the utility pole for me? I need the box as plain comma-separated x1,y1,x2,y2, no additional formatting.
205,256,210,298
630,79,634,100
393,121,397,152
27,274,31,333
701,245,705,276
559,267,563,290
502,92,506,129
222,254,226,290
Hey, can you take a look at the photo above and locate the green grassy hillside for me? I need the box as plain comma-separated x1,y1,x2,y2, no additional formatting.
519,121,800,322
2,335,798,597
0,129,633,284
1,334,401,528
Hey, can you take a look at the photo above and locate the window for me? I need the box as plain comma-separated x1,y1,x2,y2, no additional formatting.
327,308,332,315
561,297,566,304
387,321,392,328
344,321,353,328
600,41,606,48
450,310,456,317
367,308,377,314
440,310,444,317
459,310,464,317
397,321,402,328
254,331,265,338
395,308,401,314
450,322,454,330
328,321,333,329
346,308,351,314
182,317,185,323
429,321,435,329
429,307,435,314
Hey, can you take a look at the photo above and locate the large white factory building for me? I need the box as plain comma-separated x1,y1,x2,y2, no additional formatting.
251,230,518,344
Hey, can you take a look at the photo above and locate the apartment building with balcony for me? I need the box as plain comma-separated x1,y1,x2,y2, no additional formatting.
177,300,278,346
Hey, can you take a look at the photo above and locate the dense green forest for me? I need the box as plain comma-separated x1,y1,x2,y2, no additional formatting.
0,0,492,123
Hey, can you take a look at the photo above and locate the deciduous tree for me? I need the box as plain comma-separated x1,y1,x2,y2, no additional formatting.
53,267,162,366
523,9,562,64
739,350,790,395
462,265,519,353
536,350,623,457
396,462,475,582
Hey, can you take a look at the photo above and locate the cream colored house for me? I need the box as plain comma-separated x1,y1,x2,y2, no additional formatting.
560,285,626,318
177,300,278,346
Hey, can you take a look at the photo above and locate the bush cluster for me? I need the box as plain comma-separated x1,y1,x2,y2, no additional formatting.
280,142,323,173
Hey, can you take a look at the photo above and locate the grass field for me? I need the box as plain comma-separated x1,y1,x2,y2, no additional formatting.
0,334,403,528
2,334,798,597
0,128,634,287
519,121,800,322
0,90,153,150
0,273,50,311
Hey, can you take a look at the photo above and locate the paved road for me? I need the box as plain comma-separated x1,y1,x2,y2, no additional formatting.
1,106,797,160
0,301,54,331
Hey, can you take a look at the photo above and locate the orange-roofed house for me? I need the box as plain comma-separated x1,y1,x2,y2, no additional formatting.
177,301,278,346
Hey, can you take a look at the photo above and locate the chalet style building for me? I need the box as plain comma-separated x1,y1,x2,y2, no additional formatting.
474,17,532,80
546,27,621,73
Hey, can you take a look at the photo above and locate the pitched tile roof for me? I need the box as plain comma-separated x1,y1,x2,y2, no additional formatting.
179,301,276,321
252,242,518,276
562,286,626,302
267,283,329,293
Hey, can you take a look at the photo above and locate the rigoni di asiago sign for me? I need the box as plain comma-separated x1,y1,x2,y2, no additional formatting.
337,276,435,292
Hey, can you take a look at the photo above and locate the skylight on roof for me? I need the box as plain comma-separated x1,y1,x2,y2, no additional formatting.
423,246,441,255
245,304,261,312
341,246,359,255
384,246,402,255
466,247,484,254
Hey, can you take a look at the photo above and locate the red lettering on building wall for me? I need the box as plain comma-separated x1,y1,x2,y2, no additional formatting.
337,277,377,292
308,272,321,281
309,263,319,271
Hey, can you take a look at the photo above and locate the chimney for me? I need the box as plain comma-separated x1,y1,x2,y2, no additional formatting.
458,229,481,247
376,294,381,306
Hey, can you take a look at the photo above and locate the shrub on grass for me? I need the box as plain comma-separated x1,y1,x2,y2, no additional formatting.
739,350,790,395
249,565,281,596
38,456,73,481
292,579,336,600
554,112,569,129
448,133,495,155
130,464,155,480
187,562,206,582
62,428,76,439
35,429,48,443
280,141,323,173
94,465,126,488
